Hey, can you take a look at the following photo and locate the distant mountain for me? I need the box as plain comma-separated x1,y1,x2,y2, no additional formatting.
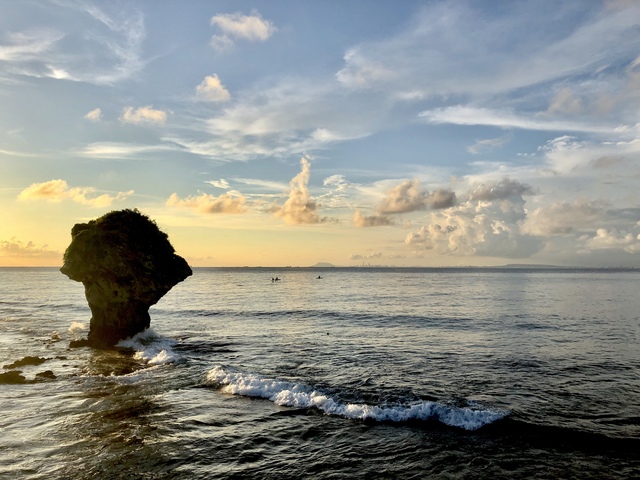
311,262,336,268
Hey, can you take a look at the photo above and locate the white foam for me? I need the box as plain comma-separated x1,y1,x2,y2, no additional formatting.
68,322,86,334
116,328,180,365
205,366,507,430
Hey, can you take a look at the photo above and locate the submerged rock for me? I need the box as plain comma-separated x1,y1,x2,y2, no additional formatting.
3,356,48,369
0,371,26,384
60,209,192,348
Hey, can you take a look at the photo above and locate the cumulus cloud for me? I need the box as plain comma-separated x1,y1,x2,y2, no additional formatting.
0,237,60,259
405,178,540,258
377,179,457,214
120,105,167,124
521,199,606,236
17,179,133,207
581,228,640,253
468,177,534,202
166,192,247,214
210,10,277,51
275,157,324,225
84,108,102,121
353,211,393,227
196,74,231,102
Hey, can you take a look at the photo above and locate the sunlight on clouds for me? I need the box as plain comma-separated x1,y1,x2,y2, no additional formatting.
121,106,167,124
210,10,277,51
377,180,457,215
420,106,617,134
582,228,640,253
166,192,247,214
206,179,230,189
405,178,540,258
275,157,325,225
353,211,393,227
0,237,60,262
84,108,102,121
78,142,175,159
18,179,133,207
196,74,231,102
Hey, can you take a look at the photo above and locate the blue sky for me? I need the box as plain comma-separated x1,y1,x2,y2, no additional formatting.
2,0,640,267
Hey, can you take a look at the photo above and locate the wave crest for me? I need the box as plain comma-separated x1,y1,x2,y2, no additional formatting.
205,365,507,430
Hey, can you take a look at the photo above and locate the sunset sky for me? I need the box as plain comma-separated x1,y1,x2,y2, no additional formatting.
2,0,640,267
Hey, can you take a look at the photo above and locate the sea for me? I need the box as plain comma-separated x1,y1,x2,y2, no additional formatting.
0,266,639,479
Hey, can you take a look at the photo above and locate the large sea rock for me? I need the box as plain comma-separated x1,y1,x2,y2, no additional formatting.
60,209,192,348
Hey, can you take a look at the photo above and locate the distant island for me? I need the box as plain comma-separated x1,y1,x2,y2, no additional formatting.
310,262,336,268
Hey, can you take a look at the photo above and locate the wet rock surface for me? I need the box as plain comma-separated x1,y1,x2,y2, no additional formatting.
60,209,192,348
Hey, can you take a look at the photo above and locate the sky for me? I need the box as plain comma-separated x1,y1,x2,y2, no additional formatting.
2,0,640,267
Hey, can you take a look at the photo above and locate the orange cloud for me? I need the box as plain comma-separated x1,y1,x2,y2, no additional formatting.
17,179,133,207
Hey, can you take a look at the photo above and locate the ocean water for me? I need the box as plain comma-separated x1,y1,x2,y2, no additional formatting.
0,266,639,479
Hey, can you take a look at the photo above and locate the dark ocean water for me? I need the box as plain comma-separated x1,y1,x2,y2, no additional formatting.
0,266,639,479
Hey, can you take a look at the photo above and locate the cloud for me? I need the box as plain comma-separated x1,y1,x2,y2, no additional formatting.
210,10,277,51
84,108,102,121
546,87,582,115
467,136,509,155
521,199,606,236
405,178,540,258
121,106,167,124
206,179,230,189
78,142,175,159
17,179,133,207
0,237,59,259
336,48,394,89
0,29,62,63
581,228,640,253
377,179,457,214
353,211,393,227
275,157,324,225
166,192,247,214
0,4,145,85
468,177,534,202
196,74,231,102
420,106,617,134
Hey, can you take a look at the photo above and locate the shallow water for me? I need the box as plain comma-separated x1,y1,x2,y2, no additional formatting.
0,267,639,479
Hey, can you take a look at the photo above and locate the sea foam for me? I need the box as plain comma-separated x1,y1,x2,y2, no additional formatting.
205,365,507,430
116,328,180,365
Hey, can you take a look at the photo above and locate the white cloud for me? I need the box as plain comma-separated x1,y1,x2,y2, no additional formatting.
210,10,277,51
581,228,640,253
17,179,133,207
78,142,175,159
206,179,230,189
84,108,102,121
420,106,618,134
121,106,167,125
196,74,231,102
405,178,540,258
0,4,145,85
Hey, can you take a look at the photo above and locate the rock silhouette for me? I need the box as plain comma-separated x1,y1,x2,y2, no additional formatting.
60,209,192,348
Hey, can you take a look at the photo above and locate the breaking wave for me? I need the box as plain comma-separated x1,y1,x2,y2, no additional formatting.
204,365,507,431
116,328,180,365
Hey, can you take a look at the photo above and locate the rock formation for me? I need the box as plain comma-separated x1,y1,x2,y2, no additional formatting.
60,209,192,348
